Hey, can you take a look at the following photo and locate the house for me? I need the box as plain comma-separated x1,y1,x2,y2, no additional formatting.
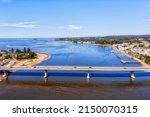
0,50,8,56
0,52,6,56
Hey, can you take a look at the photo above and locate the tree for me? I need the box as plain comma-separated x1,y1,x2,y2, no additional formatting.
27,48,31,53
24,47,27,53
11,48,14,53
16,49,21,53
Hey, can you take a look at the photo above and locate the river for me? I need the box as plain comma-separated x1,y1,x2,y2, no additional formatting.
0,38,150,100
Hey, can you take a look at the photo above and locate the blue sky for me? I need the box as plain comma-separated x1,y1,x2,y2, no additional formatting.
0,0,150,38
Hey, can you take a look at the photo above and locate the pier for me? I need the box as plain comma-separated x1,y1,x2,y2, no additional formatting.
121,60,140,64
0,66,150,84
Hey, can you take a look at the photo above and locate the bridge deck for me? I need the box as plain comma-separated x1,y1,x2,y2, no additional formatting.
0,66,150,72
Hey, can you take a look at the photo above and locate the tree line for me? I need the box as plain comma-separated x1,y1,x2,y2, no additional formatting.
4,48,37,60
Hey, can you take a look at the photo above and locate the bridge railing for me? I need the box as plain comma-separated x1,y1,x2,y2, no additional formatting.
0,66,150,72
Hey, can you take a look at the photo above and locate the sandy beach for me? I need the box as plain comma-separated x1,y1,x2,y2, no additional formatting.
122,52,150,67
112,46,150,67
111,45,150,67
12,53,50,67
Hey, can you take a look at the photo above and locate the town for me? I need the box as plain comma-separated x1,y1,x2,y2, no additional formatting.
113,39,150,65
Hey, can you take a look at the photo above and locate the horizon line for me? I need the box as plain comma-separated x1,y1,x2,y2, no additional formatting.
0,34,150,39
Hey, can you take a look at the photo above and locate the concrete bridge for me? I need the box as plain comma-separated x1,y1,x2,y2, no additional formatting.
0,66,150,84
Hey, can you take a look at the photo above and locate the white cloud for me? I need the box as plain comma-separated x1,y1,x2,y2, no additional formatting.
0,21,39,28
67,25,82,30
60,24,82,31
0,0,11,3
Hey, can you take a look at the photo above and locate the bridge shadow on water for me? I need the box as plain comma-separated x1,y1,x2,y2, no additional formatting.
1,71,150,89
0,71,150,100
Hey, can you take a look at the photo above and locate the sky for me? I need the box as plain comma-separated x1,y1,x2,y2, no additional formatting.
0,0,150,38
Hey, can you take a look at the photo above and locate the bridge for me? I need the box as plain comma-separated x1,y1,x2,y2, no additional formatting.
0,66,150,83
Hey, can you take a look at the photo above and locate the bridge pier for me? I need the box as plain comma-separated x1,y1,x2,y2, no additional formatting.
87,72,90,79
130,71,135,84
2,71,9,83
86,72,90,83
3,71,9,77
44,70,48,83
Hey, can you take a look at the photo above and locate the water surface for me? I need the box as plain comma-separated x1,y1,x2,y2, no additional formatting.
0,38,149,100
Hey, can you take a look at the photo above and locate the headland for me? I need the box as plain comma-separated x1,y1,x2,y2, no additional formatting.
0,48,50,81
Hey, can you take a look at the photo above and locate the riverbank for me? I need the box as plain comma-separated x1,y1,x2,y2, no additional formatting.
94,44,112,47
111,45,150,67
122,52,150,67
112,45,150,67
95,43,150,67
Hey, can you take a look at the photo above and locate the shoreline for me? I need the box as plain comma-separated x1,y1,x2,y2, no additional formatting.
12,52,50,67
112,45,150,67
94,43,150,67
122,52,150,67
54,41,150,67
94,44,112,47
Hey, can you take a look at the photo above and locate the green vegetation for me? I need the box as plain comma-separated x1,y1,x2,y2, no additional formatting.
128,52,150,65
6,48,37,60
94,39,123,45
139,54,150,65
56,37,145,45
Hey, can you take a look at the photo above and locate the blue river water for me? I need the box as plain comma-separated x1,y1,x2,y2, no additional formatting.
0,38,150,100
0,38,142,66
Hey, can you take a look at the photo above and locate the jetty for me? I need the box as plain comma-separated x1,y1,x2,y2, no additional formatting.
121,60,140,64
